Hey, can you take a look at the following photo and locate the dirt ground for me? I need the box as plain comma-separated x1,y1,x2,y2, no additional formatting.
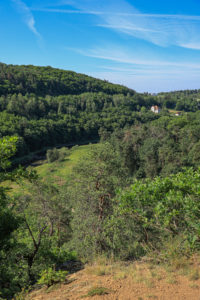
29,259,200,300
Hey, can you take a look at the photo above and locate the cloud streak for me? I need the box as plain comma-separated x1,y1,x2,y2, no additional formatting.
179,42,200,50
34,7,200,21
38,0,200,49
32,8,104,15
12,0,41,39
72,46,200,69
100,66,200,75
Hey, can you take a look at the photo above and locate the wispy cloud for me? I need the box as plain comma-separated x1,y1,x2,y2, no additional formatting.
100,66,200,75
94,5,200,49
12,0,42,39
37,0,200,49
99,24,160,34
34,7,200,21
179,42,200,50
32,8,103,15
77,44,200,92
126,14,200,21
72,46,200,69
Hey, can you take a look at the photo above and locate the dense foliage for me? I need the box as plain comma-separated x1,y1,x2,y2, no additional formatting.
1,63,200,165
1,63,200,299
0,137,21,298
158,89,200,111
105,112,200,178
107,168,200,259
0,92,159,162
0,63,134,96
2,121,200,298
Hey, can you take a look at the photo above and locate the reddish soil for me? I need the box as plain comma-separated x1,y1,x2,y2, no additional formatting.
29,260,200,300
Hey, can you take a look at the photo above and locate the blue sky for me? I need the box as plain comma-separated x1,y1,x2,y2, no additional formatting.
1,0,200,92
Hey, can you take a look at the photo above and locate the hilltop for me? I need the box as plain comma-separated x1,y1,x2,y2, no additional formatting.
0,63,158,165
0,63,135,97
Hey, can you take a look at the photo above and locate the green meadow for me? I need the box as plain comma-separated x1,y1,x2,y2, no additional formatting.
34,144,94,183
4,144,96,194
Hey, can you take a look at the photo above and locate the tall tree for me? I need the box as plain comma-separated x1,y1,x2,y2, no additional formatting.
68,142,129,259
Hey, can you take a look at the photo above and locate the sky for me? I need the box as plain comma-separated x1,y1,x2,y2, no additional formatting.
1,0,200,92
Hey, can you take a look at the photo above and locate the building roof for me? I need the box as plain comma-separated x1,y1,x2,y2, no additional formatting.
151,105,159,109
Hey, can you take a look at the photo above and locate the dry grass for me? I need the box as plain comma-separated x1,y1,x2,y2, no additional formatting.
189,283,199,289
113,270,127,280
166,275,178,285
28,256,200,300
84,255,200,291
189,269,200,281
85,265,112,276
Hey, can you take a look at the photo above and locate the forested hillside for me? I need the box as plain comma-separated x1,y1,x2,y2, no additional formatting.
1,63,200,299
0,63,134,96
0,63,160,163
1,63,200,165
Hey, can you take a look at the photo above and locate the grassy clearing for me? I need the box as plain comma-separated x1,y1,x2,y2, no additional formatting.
3,144,96,194
34,144,95,183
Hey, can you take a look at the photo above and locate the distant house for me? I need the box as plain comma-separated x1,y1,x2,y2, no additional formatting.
151,105,161,113
175,112,181,116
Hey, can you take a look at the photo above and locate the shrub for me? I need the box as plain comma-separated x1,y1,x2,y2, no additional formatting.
46,147,71,163
105,168,200,260
37,268,68,287
14,288,30,300
57,147,71,162
46,148,59,163
86,286,110,296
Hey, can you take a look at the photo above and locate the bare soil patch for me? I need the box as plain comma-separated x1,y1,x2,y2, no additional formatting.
29,259,200,300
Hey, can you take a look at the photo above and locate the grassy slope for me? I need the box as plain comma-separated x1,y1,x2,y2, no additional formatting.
5,144,95,194
34,144,93,183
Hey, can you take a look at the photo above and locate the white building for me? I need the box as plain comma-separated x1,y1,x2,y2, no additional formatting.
151,105,161,114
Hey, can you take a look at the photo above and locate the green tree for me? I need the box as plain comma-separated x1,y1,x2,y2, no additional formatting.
106,168,200,260
0,136,21,298
68,142,129,259
13,179,72,285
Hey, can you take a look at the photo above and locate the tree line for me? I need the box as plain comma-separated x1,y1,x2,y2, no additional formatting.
0,63,135,96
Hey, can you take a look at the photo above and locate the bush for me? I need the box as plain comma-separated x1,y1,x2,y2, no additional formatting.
37,268,68,287
46,147,71,163
105,168,200,260
14,288,30,300
86,286,110,296
57,147,71,162
50,246,77,264
46,148,60,163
